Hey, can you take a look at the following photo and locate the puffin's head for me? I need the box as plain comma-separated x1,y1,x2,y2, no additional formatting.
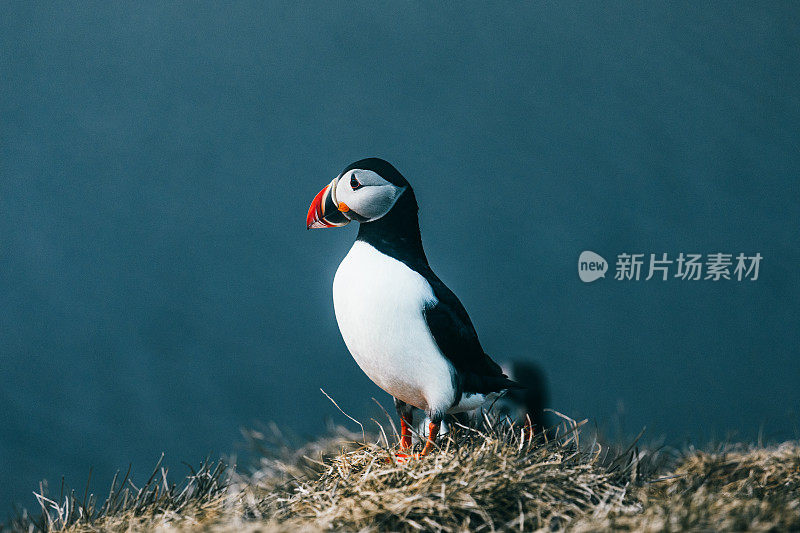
306,158,409,229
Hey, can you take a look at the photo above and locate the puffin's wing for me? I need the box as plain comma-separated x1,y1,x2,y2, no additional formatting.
422,274,519,394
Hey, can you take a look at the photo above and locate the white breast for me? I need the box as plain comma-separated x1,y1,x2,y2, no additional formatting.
332,241,456,413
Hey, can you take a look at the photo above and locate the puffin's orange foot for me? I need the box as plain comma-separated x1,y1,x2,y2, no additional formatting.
386,420,440,463
418,420,440,457
393,451,413,463
399,418,413,450
388,451,427,463
386,451,411,463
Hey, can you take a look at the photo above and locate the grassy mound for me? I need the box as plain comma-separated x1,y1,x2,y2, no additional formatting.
5,414,799,532
575,442,800,531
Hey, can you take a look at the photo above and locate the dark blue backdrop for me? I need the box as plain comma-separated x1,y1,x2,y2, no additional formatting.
2,2,798,514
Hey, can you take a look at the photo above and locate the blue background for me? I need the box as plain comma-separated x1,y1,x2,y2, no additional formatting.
2,2,799,514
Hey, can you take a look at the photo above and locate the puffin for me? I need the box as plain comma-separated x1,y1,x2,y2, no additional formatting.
306,158,520,456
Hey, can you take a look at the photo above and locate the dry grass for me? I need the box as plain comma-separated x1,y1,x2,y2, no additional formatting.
4,412,799,532
572,442,800,532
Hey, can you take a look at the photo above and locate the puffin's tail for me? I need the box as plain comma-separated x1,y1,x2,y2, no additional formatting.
503,376,526,390
463,372,524,395
506,360,550,433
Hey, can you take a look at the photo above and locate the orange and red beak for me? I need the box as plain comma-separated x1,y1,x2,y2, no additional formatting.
306,178,351,229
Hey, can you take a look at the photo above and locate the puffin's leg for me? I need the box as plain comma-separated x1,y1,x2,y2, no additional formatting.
393,398,414,450
419,412,443,457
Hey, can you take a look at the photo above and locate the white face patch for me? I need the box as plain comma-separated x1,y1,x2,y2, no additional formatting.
335,169,405,222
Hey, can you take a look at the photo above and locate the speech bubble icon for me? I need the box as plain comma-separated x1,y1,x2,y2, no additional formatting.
578,251,608,282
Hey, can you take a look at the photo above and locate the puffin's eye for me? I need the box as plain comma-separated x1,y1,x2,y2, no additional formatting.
350,174,363,190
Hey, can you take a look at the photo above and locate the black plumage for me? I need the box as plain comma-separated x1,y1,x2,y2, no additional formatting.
348,158,520,409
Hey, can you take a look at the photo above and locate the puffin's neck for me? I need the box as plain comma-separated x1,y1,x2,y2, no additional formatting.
355,188,429,268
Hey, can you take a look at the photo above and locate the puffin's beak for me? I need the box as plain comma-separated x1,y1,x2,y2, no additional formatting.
306,178,351,229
